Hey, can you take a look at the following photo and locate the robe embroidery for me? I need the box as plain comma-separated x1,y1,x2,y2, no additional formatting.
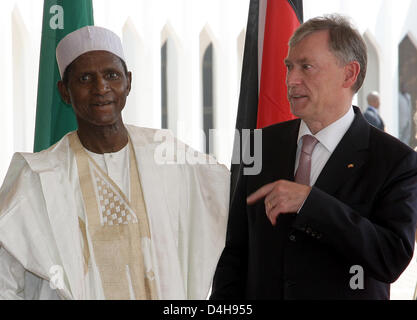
68,132,158,300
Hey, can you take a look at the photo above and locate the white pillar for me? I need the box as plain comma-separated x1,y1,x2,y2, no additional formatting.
0,2,15,183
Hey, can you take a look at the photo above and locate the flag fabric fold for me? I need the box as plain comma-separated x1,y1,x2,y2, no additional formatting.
231,0,303,199
257,0,303,128
34,0,94,152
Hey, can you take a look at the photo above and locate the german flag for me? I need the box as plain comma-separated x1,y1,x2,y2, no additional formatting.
231,0,303,199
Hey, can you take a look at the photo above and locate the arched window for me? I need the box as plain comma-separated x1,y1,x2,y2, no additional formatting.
202,43,214,154
161,25,180,132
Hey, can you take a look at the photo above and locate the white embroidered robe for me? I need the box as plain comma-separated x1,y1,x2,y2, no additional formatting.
0,126,230,300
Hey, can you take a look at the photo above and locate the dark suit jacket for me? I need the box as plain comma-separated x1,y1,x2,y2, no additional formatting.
364,106,385,131
211,107,417,300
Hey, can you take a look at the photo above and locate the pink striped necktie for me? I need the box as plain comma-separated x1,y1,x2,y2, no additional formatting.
295,135,319,186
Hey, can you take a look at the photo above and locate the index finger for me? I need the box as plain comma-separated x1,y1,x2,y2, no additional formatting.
246,182,277,205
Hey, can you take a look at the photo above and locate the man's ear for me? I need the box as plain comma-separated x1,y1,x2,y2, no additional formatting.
126,71,132,96
57,80,71,105
342,61,360,90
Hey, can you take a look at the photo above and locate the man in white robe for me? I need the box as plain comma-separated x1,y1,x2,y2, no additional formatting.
0,26,229,300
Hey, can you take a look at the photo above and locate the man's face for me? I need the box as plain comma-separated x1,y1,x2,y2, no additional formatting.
59,50,131,127
285,30,348,124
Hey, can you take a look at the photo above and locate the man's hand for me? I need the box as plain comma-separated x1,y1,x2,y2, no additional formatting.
247,180,312,226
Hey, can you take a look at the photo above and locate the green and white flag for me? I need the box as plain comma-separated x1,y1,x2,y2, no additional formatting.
34,0,94,152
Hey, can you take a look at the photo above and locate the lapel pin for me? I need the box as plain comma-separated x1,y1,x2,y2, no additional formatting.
347,163,354,169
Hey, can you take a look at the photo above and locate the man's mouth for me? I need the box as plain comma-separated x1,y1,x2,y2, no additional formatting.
91,101,113,107
289,94,308,100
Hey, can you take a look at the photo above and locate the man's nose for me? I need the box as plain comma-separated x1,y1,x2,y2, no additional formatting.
93,76,110,94
286,68,303,87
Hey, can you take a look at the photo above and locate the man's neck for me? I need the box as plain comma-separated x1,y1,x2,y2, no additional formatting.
77,120,129,154
304,106,352,135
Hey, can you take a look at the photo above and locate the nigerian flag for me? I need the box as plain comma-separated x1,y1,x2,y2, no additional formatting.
34,0,94,152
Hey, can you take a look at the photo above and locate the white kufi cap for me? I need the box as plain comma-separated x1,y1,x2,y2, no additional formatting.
56,26,125,78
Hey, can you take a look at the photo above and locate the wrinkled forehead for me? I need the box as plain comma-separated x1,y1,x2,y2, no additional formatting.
285,31,332,61
289,30,330,52
65,50,126,79
72,50,123,67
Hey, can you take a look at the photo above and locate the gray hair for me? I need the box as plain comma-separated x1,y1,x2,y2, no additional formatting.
289,14,367,93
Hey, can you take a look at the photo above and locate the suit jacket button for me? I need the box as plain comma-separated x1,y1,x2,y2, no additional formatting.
289,234,296,242
316,233,322,239
306,227,312,235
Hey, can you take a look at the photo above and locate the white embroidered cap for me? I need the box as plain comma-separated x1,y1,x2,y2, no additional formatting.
56,26,125,78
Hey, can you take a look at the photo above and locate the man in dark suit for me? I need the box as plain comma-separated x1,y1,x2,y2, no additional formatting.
210,15,417,300
364,91,385,131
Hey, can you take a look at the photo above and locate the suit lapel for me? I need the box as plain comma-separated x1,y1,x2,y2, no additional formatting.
264,120,300,182
279,122,300,182
314,107,370,195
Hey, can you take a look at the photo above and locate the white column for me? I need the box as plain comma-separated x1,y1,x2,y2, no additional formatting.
0,2,15,183
122,18,146,127
379,0,397,136
15,0,42,153
177,0,204,152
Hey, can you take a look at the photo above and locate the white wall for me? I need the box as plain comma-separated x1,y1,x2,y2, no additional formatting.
0,0,42,183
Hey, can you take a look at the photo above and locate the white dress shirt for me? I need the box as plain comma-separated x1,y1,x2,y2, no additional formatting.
294,107,355,186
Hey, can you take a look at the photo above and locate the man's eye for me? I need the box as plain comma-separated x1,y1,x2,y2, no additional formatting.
303,64,312,70
107,72,119,79
80,74,91,82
